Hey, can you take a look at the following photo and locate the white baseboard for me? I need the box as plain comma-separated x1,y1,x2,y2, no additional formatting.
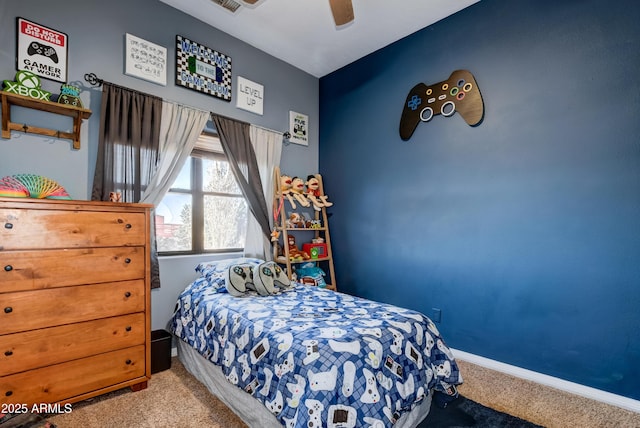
171,346,178,357
451,348,640,414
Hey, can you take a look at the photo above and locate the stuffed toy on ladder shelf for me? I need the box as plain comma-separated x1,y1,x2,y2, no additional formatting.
272,166,337,291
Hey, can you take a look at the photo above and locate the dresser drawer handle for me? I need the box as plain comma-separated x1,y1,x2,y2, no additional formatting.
125,326,132,332
125,223,132,229
4,307,12,314
4,350,13,356
124,292,131,298
4,222,13,229
5,390,12,397
124,258,131,264
125,359,132,365
4,265,12,272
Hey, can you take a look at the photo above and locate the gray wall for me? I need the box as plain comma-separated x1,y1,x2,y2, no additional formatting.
0,0,319,330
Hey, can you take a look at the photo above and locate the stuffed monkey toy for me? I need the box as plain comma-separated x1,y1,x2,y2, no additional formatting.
287,235,310,261
280,174,298,209
290,176,311,207
305,175,333,208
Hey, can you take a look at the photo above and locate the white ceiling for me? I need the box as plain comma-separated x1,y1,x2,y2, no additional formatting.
159,0,480,78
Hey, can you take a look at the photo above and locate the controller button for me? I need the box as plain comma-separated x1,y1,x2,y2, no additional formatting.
441,101,456,117
450,87,459,96
426,88,433,96
407,95,422,111
456,92,466,101
427,97,435,104
463,82,473,92
420,107,434,122
442,83,449,90
457,79,466,87
438,94,447,101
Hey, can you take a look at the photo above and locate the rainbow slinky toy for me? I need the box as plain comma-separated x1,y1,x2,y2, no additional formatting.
0,174,71,199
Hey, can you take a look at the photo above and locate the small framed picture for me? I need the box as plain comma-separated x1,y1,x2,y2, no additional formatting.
125,33,167,86
16,17,68,83
289,111,309,146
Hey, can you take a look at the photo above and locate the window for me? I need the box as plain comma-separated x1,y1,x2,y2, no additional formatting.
155,133,248,254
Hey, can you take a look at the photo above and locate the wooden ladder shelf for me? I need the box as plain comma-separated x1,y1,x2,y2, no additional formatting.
273,166,337,291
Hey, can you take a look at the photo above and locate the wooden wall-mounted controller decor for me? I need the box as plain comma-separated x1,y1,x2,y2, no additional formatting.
399,69,484,141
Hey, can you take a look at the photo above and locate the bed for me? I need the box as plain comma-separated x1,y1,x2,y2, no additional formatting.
169,258,462,427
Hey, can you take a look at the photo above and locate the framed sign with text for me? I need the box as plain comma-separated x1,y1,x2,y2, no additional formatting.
236,76,264,115
125,33,167,86
16,17,68,83
175,35,232,101
289,111,309,146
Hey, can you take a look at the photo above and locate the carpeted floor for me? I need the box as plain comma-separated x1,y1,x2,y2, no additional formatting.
454,360,640,428
4,356,638,428
48,357,245,428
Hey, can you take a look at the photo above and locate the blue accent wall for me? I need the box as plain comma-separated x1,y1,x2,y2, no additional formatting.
319,0,640,399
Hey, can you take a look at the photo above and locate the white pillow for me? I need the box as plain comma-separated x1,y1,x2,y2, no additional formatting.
252,261,291,296
224,263,256,297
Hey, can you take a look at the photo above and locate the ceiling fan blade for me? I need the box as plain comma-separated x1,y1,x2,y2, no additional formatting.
328,0,354,26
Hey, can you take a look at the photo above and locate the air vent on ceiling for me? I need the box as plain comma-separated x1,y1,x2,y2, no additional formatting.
210,0,241,13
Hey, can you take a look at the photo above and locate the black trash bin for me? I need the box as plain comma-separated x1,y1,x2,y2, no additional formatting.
151,329,172,374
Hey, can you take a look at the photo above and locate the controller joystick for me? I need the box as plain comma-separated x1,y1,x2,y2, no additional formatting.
27,41,59,64
399,70,483,141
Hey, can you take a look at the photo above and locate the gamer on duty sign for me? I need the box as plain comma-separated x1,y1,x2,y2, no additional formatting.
175,35,232,101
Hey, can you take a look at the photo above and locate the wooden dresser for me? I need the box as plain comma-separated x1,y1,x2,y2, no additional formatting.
0,197,152,405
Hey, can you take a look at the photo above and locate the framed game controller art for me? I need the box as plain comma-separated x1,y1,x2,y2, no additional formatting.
16,17,68,83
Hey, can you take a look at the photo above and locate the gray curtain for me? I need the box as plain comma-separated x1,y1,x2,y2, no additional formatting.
91,83,163,202
91,82,163,288
211,114,271,243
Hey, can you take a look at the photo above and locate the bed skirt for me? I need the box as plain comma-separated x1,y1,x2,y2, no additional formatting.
177,339,433,428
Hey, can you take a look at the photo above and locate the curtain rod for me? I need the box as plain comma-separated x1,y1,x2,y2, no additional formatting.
212,112,291,141
83,73,162,100
255,123,292,140
86,72,291,141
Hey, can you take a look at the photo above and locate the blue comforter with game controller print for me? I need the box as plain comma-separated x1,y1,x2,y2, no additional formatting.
170,280,462,427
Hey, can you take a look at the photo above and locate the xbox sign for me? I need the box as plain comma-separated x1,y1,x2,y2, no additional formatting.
3,70,52,100
17,69,41,88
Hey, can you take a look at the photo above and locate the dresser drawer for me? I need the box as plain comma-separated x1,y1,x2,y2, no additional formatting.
1,246,145,293
0,313,145,376
0,208,146,250
0,280,145,334
0,345,146,405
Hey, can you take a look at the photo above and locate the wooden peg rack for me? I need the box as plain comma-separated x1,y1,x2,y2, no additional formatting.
1,90,92,150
